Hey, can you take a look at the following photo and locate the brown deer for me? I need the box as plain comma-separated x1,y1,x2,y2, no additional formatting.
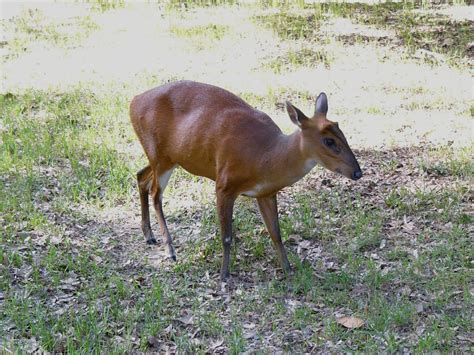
130,80,362,280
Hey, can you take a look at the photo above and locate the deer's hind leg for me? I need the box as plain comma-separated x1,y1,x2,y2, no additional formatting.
150,161,177,260
137,165,156,245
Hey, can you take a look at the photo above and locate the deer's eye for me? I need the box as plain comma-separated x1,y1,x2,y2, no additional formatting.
324,138,335,147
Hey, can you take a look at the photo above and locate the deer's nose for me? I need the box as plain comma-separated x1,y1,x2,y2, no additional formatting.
352,170,362,180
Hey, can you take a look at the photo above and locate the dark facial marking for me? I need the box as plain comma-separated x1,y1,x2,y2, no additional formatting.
327,124,348,146
323,138,335,147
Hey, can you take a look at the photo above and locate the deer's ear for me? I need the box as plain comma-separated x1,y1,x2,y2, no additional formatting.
286,101,309,128
315,92,328,117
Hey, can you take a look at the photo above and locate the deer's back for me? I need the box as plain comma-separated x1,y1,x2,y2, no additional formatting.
130,81,283,180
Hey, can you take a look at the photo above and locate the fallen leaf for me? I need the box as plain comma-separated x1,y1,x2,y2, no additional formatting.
299,240,312,249
442,38,454,47
243,323,255,329
147,335,159,348
49,236,62,245
191,338,202,346
163,324,173,334
208,339,224,350
286,299,301,312
244,330,257,339
287,234,303,244
91,255,103,264
379,239,386,249
336,316,364,329
176,314,194,325
456,335,474,344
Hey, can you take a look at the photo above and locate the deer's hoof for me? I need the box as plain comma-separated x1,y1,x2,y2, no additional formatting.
220,271,230,282
146,237,158,245
167,245,177,261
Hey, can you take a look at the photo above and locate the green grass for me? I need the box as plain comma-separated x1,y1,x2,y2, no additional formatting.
334,2,472,66
1,2,473,353
3,8,99,58
418,145,474,178
86,0,126,12
254,2,472,66
254,11,324,40
169,23,230,50
0,90,136,208
166,0,239,9
265,48,333,73
170,24,229,41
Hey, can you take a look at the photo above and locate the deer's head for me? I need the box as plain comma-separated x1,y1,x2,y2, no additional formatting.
286,93,362,181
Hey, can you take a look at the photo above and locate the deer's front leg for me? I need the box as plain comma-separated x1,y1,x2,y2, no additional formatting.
257,194,291,274
216,190,236,281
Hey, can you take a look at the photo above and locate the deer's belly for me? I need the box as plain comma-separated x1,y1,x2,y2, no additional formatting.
241,182,278,198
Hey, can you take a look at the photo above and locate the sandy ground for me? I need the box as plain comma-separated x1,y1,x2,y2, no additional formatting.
1,2,473,149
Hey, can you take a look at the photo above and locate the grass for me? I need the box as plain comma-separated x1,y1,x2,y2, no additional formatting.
265,48,333,73
418,145,474,178
254,1,472,66
338,2,472,66
166,0,239,9
170,24,229,41
394,12,471,65
86,0,125,12
0,90,135,207
169,23,230,50
2,8,98,58
1,1,473,353
3,93,470,353
254,11,324,40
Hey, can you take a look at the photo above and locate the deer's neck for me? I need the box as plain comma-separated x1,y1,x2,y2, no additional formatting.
271,130,317,186
241,130,317,198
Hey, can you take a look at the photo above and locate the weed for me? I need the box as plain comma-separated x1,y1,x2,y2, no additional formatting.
170,24,229,41
366,106,383,115
198,312,224,337
335,2,472,65
166,0,238,10
168,22,230,50
227,325,246,354
3,9,99,57
254,2,472,66
386,248,410,262
254,12,323,40
0,89,136,209
86,0,125,12
266,48,332,73
346,210,383,252
419,145,474,178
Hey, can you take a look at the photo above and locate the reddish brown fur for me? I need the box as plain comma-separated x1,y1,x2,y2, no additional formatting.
130,80,361,280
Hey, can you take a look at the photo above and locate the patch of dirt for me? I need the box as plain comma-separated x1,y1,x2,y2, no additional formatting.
415,4,473,22
323,17,399,47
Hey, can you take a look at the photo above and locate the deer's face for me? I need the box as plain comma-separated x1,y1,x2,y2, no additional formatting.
286,93,362,181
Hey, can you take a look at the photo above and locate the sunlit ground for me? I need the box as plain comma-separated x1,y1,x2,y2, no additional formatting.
2,2,472,148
